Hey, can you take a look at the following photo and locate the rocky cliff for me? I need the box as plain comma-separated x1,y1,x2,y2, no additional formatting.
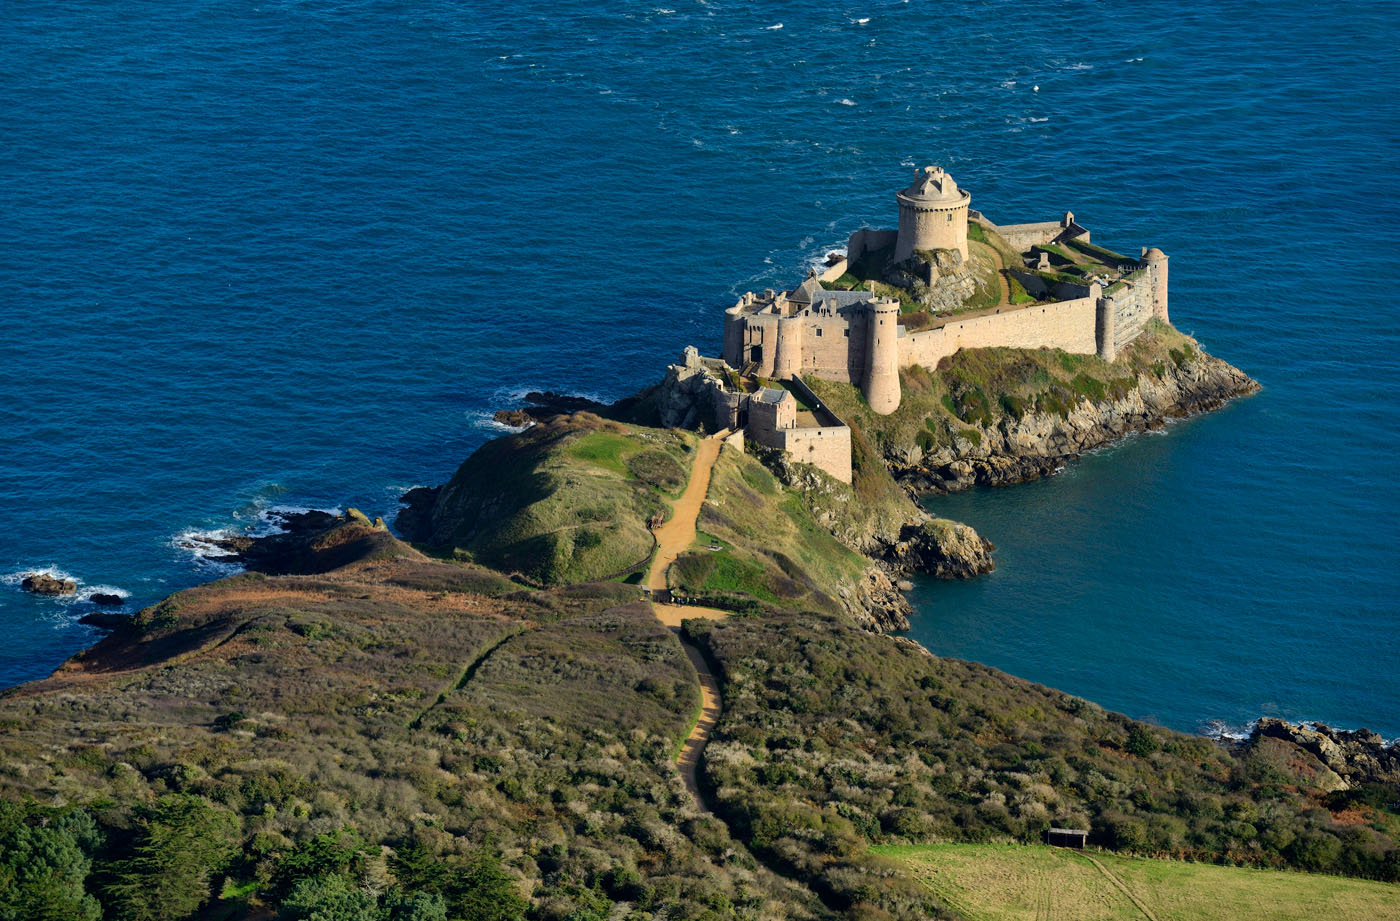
1250,718,1400,790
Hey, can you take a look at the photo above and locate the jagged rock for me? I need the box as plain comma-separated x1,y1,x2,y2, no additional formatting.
20,573,76,596
885,519,995,579
88,593,124,606
492,409,535,427
839,566,912,632
79,610,133,631
657,358,721,431
1250,718,1400,787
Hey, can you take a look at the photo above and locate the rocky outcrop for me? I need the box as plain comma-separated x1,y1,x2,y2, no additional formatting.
21,573,76,595
1250,719,1400,789
884,519,995,580
79,610,133,631
899,350,1259,494
178,509,396,576
838,566,913,633
656,358,723,430
88,592,124,606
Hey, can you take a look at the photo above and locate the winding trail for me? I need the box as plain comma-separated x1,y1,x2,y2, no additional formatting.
645,432,731,807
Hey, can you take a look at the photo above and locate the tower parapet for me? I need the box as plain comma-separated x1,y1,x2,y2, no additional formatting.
895,165,971,263
863,297,902,414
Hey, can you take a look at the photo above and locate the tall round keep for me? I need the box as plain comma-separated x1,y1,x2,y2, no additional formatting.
895,166,972,263
862,297,902,414
772,315,805,380
1142,247,1169,324
723,304,746,368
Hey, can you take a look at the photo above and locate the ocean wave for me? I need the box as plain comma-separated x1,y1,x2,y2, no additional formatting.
171,503,342,572
765,23,783,31
836,98,856,106
470,411,534,434
1199,717,1399,747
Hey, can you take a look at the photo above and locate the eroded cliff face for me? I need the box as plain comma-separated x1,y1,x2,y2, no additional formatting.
898,349,1259,494
1250,719,1400,791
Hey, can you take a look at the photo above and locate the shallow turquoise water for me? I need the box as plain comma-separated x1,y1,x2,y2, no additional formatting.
2,0,1397,733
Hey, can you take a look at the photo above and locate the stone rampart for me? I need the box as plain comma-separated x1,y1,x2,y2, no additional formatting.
899,295,1099,370
846,229,898,267
779,426,852,484
1104,269,1154,354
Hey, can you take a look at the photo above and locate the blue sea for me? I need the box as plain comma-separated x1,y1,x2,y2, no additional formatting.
3,1,1397,736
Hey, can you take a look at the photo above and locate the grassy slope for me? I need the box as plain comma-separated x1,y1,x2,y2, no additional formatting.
880,843,1400,921
682,612,1400,920
417,414,697,585
808,319,1201,461
669,447,870,614
0,528,829,919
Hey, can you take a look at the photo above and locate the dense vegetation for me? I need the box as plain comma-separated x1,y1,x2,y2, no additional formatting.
683,612,1400,919
0,528,827,920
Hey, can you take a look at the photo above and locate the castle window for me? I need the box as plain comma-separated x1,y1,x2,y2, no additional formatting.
816,327,823,337
843,329,849,337
947,213,953,222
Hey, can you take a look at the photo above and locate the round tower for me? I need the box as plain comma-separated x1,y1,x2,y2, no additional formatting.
1142,247,1169,324
894,165,971,263
772,315,805,381
862,297,902,415
723,304,746,368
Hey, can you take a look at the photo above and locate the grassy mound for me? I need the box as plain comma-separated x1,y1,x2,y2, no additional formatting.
409,414,699,585
667,447,870,615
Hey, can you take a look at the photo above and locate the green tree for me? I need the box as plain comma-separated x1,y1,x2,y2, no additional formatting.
0,801,101,921
441,851,528,921
280,874,379,921
271,828,371,900
104,794,238,921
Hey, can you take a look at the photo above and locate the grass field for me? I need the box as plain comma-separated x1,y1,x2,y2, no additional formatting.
876,844,1400,921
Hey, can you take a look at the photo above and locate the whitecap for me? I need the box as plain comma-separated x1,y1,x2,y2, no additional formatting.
836,98,856,106
853,17,870,24
4,566,131,610
470,411,534,434
765,23,783,30
1029,116,1049,123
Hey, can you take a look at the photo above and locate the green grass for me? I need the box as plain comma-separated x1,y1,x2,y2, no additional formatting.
410,417,698,585
878,843,1400,921
568,431,637,476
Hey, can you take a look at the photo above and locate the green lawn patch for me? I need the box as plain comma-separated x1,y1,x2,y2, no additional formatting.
879,843,1400,921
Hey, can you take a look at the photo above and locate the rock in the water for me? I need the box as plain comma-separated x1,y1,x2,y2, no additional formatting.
79,610,133,631
492,409,536,428
21,573,77,596
88,592,124,606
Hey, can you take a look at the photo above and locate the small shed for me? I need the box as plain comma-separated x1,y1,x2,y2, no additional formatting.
1045,827,1089,849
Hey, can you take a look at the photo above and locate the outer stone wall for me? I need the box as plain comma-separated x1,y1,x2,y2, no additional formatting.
1105,269,1154,354
780,427,852,484
899,296,1099,370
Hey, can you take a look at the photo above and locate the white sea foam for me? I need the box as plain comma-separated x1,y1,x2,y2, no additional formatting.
837,98,856,106
853,17,870,24
3,566,131,610
470,411,533,434
765,23,783,30
172,503,342,573
1029,116,1049,123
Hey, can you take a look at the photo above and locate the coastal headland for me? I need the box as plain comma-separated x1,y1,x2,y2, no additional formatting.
2,173,1393,920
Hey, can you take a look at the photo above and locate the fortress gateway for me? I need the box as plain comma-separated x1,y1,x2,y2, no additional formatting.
669,167,1170,483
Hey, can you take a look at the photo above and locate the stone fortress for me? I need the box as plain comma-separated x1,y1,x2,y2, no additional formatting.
664,166,1171,483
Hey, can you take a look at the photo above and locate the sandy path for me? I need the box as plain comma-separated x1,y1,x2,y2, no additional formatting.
647,433,723,592
642,433,731,806
674,632,722,802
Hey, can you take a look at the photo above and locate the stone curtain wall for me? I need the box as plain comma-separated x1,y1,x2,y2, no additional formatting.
803,311,869,385
989,220,1063,253
846,229,898,267
781,427,853,483
1106,268,1155,353
899,296,1099,370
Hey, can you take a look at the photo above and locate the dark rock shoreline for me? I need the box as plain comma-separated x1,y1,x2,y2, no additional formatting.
897,350,1260,494
1249,718,1400,790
